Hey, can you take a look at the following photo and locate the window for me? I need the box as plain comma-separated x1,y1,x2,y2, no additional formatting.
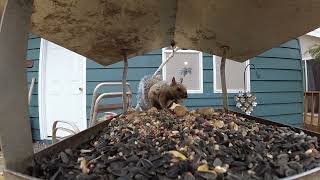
162,48,203,93
213,55,250,93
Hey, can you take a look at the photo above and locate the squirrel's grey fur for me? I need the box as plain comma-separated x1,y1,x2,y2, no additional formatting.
135,74,162,111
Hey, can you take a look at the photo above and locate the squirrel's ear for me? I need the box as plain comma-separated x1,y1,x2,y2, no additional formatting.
171,77,177,86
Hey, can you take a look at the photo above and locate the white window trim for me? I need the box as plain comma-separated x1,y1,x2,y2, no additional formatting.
213,55,250,93
162,48,203,93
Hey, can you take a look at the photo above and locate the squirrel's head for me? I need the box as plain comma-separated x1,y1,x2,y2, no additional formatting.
170,77,188,99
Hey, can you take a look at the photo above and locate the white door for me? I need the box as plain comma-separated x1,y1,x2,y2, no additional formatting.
39,40,87,139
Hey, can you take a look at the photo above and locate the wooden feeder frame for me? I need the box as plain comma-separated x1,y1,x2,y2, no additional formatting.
1,0,320,179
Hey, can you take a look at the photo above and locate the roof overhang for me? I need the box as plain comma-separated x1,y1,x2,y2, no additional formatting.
23,0,320,65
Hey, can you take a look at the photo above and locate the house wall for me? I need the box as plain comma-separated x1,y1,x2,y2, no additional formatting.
27,35,303,140
26,34,41,140
250,39,303,126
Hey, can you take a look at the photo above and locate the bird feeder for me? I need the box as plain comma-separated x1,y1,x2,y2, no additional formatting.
1,0,320,179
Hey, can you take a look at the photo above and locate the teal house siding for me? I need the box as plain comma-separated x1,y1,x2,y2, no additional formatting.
250,39,304,126
27,34,41,140
26,35,304,140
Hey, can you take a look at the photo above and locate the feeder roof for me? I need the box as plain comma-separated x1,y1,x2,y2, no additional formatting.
29,0,320,65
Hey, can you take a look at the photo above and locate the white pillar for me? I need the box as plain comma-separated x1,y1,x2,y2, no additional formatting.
0,0,34,172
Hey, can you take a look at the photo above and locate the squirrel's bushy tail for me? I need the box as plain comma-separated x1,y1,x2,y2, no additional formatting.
135,74,162,111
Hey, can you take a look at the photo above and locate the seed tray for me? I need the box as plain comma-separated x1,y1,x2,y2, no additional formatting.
4,110,320,180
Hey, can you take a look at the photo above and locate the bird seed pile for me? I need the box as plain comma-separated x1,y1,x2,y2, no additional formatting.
31,108,320,180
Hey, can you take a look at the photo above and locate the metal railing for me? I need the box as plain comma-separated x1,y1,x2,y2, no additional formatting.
89,82,132,127
304,91,320,126
51,82,132,144
52,120,80,144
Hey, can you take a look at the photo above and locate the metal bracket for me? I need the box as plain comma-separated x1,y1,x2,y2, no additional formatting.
220,46,230,112
122,51,129,113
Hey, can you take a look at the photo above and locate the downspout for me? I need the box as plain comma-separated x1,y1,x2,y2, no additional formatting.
296,38,308,91
297,38,306,125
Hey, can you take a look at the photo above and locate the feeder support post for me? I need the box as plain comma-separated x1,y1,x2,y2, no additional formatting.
122,51,128,113
220,46,229,112
0,0,34,172
152,41,178,78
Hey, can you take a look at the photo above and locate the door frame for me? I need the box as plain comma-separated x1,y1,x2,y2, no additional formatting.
38,39,87,140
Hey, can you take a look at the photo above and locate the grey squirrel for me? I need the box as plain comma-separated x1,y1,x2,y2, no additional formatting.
136,76,188,111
